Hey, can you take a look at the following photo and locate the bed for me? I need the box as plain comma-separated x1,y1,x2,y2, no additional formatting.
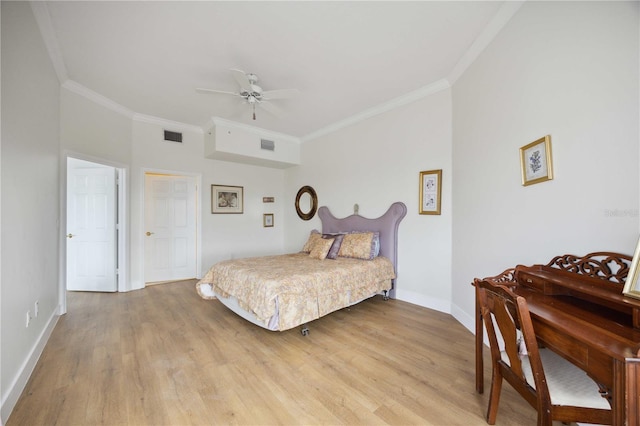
196,202,407,334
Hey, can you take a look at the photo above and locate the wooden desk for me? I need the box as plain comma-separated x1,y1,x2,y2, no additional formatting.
474,253,640,426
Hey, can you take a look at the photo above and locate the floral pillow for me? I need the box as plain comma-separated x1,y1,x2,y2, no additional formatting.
337,232,377,260
301,230,322,253
309,237,335,260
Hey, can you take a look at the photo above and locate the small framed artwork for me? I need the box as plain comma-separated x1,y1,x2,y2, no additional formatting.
263,197,275,203
263,213,274,227
520,135,553,186
419,169,442,215
211,184,243,214
623,236,640,300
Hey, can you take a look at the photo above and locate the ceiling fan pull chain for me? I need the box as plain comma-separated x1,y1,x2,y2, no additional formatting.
253,103,256,120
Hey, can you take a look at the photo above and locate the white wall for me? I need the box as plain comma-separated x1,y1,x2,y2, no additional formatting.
1,2,61,421
129,120,287,290
3,1,638,422
285,89,453,312
60,88,132,165
59,89,289,292
451,1,640,330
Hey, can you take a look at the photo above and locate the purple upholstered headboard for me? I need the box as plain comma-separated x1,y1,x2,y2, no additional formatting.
318,202,407,298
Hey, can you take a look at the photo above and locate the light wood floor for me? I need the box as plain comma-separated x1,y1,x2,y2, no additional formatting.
8,280,542,425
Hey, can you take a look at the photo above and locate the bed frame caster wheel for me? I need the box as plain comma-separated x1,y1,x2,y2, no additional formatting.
383,290,389,301
301,326,309,336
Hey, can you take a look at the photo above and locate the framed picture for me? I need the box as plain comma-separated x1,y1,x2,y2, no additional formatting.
211,184,243,214
263,213,274,227
419,169,442,215
520,135,553,186
623,236,640,300
262,197,274,203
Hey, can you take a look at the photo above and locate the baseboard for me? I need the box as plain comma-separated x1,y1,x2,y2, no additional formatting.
395,288,451,314
395,291,478,337
450,302,475,335
1,310,59,424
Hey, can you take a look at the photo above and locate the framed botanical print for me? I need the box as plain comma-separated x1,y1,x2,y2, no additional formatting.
419,169,442,215
520,135,553,186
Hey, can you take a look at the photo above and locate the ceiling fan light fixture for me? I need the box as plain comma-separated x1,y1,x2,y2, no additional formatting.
196,69,298,121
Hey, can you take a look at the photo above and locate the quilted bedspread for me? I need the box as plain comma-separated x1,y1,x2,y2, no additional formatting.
196,253,395,331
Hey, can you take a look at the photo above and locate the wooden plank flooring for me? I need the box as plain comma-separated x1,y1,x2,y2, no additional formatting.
7,280,542,425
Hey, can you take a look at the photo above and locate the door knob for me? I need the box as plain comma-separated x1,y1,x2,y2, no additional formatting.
67,233,75,238
146,231,154,236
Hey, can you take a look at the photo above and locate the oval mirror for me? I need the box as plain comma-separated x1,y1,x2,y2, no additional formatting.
295,186,318,221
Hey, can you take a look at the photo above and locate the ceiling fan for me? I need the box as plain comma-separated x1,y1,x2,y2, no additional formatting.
196,69,299,120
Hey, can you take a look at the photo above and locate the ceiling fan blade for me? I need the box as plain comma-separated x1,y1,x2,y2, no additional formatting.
196,88,238,96
259,101,285,117
262,88,300,100
230,69,251,91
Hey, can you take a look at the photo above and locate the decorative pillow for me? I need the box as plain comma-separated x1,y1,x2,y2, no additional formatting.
322,233,345,260
371,232,381,257
338,232,376,260
301,230,321,253
309,237,335,260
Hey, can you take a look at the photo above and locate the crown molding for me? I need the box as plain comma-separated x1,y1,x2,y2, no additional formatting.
35,0,522,145
447,0,525,85
302,1,524,142
209,117,300,143
62,80,204,133
62,80,135,118
302,79,451,142
30,1,68,83
31,1,202,134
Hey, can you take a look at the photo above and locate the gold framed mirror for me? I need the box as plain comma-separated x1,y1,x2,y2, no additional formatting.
295,186,318,221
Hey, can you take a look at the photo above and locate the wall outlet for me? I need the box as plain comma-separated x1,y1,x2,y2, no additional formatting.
26,310,31,328
34,300,39,317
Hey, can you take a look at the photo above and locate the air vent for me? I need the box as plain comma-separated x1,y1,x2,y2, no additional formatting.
164,130,183,143
260,139,275,151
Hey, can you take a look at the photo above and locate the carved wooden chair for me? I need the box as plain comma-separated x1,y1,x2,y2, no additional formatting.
475,279,612,426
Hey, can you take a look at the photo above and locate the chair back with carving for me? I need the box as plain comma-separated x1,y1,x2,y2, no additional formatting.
475,279,612,426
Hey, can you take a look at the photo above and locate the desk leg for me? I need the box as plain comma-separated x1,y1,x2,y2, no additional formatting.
475,293,484,394
626,358,640,426
611,359,638,426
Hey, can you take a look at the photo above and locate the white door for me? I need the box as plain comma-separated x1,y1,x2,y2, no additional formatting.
144,173,197,283
66,158,117,292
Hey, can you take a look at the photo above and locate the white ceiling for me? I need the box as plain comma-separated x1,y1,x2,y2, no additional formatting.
37,1,516,139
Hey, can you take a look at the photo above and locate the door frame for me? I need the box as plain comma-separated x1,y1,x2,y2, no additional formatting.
141,167,202,286
59,151,129,315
